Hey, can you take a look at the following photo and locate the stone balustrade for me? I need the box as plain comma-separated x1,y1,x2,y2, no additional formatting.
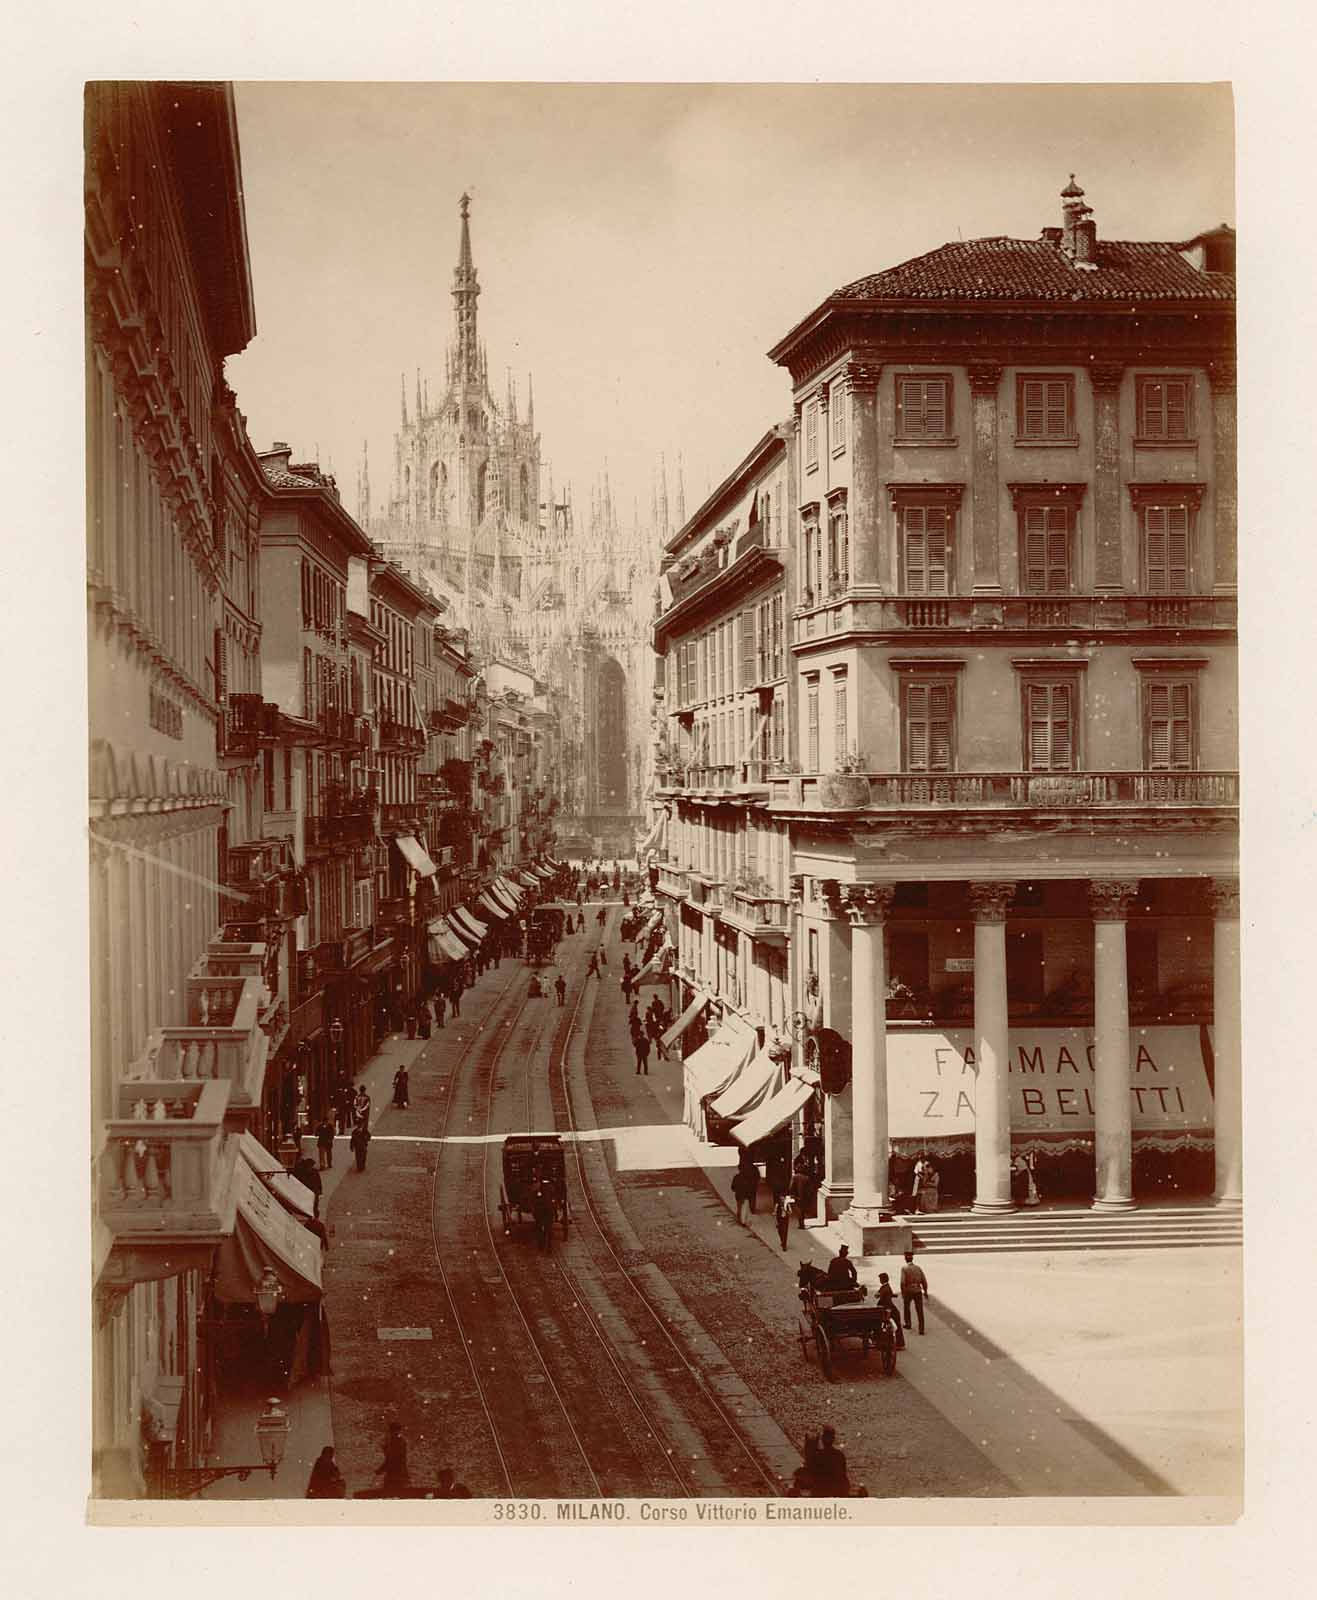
768,770,1239,812
99,1078,234,1230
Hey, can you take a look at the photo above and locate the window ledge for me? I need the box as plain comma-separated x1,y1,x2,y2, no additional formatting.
1013,438,1080,449
1134,438,1198,450
893,437,960,449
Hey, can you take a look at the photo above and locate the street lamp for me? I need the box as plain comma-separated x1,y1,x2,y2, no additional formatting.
255,1266,284,1334
154,1396,291,1498
328,1015,346,1109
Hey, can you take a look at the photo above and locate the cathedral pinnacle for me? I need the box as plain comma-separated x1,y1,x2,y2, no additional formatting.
452,192,481,385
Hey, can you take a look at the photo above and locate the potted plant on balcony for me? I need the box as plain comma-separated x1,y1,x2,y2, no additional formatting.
819,747,871,810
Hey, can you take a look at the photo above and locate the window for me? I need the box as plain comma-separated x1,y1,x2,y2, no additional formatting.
1137,376,1195,443
800,510,820,603
806,675,820,771
805,403,819,469
739,609,755,688
1141,504,1191,593
1142,679,1196,770
1020,505,1072,593
833,670,848,764
901,678,956,772
771,596,785,676
896,375,953,442
900,504,952,594
831,383,847,453
1016,375,1076,442
1023,679,1077,771
771,695,785,764
827,498,849,591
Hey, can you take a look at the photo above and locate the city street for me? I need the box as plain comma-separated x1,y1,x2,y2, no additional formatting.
254,903,1244,1503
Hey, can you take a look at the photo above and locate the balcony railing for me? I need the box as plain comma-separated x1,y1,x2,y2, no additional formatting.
768,770,1240,811
381,801,421,829
99,1078,235,1229
305,812,373,852
379,717,426,751
223,694,279,753
130,973,270,1108
724,888,789,930
657,864,689,899
792,592,1237,635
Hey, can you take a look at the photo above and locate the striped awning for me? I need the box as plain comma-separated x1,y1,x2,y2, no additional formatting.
660,993,709,1053
450,906,488,942
733,1069,819,1150
478,891,509,920
427,918,469,963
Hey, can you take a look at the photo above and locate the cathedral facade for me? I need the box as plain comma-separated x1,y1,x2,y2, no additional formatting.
365,195,667,852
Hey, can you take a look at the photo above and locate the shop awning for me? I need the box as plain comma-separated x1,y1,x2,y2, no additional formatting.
490,881,520,912
531,863,554,881
496,875,524,902
546,856,566,871
733,1071,818,1149
709,1043,784,1123
395,834,438,878
239,1131,316,1220
214,1161,323,1305
636,891,656,909
684,1016,757,1136
516,872,539,889
427,917,469,963
478,891,509,920
638,813,667,856
885,1025,1215,1141
661,993,709,1053
450,906,488,942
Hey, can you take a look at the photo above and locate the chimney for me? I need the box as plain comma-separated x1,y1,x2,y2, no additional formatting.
263,441,293,472
1040,226,1063,246
1074,218,1097,265
1060,173,1094,260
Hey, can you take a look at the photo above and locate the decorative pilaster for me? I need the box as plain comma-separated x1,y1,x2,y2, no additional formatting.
1208,360,1237,594
967,363,1004,595
1090,365,1126,592
846,357,884,589
841,885,909,1252
1209,876,1242,1206
819,877,846,920
1088,878,1140,1211
968,881,1016,1213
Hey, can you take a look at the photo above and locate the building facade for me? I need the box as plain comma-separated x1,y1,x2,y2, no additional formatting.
651,179,1239,1245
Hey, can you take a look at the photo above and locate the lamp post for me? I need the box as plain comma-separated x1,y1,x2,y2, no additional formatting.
153,1396,291,1499
329,1016,345,1112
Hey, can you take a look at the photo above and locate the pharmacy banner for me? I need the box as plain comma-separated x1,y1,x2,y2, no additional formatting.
886,1026,1215,1138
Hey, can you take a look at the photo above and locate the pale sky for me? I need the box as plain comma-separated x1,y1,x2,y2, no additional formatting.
228,83,1233,533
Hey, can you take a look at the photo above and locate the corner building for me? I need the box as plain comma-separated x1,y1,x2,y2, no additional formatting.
761,180,1238,1242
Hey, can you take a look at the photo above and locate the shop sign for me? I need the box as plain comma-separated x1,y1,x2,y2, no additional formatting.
944,957,974,972
885,1025,1215,1137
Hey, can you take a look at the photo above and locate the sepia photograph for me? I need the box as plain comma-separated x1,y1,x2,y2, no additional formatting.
80,74,1248,1525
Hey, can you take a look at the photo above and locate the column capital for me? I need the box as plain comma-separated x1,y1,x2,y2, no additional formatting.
967,362,1004,396
788,873,805,909
1208,876,1240,919
1088,878,1140,920
845,883,896,925
967,880,1015,923
792,403,803,435
1207,357,1237,396
819,878,847,919
815,386,829,412
1089,363,1125,395
845,357,883,393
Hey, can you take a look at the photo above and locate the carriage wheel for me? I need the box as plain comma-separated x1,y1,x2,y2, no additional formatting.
797,1313,815,1362
814,1325,833,1380
881,1342,897,1376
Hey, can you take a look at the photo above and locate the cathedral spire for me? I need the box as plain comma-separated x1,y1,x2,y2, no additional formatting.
416,368,423,422
452,192,481,385
401,372,408,426
675,452,686,527
358,439,370,526
526,373,534,433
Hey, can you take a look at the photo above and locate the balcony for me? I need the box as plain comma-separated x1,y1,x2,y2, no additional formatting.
130,970,271,1115
222,694,279,755
719,887,790,940
381,801,421,830
379,716,426,752
686,873,725,909
305,812,373,853
376,895,410,927
657,864,690,900
767,770,1240,813
98,1078,238,1262
791,591,1237,640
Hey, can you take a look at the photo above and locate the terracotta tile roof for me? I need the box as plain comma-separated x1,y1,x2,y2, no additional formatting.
835,236,1235,304
262,465,319,488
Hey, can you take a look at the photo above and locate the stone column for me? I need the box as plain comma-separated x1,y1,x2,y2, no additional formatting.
841,884,906,1252
969,881,1016,1212
815,386,830,496
846,357,884,589
967,364,1004,594
1209,877,1242,1205
1090,365,1126,592
1208,360,1237,594
1089,879,1140,1211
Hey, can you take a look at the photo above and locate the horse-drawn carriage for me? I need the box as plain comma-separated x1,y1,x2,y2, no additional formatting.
499,1134,571,1246
797,1265,900,1380
525,904,567,967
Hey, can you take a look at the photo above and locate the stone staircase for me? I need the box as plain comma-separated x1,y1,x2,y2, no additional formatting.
904,1203,1242,1255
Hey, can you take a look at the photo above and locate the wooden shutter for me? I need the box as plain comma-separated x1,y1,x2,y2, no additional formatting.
1146,680,1193,769
1144,505,1190,593
1026,681,1073,771
740,611,754,688
1024,506,1071,593
904,505,950,594
1020,379,1046,438
1140,377,1191,441
898,377,947,439
1044,380,1069,438
807,680,820,770
905,680,954,772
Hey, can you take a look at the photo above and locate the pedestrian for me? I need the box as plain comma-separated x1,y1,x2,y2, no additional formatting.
376,1421,408,1497
767,1150,791,1211
531,1186,555,1252
900,1251,929,1335
596,906,606,929
392,1066,410,1109
293,1151,324,1217
647,1012,667,1061
586,952,599,979
353,1086,371,1126
350,1121,371,1172
813,1426,850,1496
305,1445,346,1499
875,1272,906,1347
621,971,633,1003
731,1158,758,1225
773,1190,792,1250
576,911,585,934
555,973,566,1006
628,1001,641,1037
451,984,462,1018
418,1005,431,1040
315,1117,335,1171
634,1031,651,1076
434,991,446,1028
597,944,607,967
